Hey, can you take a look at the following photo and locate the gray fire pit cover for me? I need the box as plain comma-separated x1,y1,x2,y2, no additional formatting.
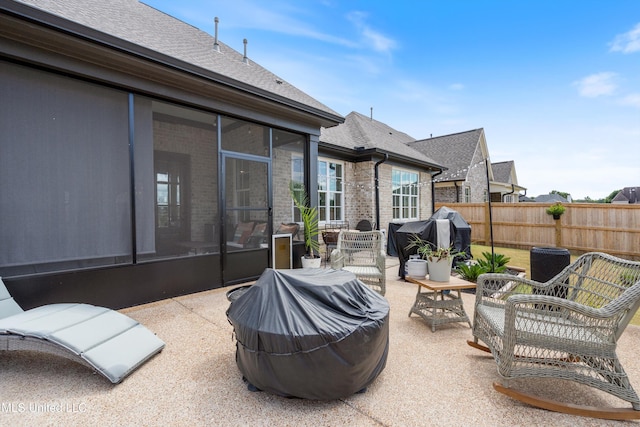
226,268,389,400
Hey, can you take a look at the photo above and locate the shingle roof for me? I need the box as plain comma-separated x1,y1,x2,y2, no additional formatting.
14,0,341,120
612,187,639,204
491,161,514,184
320,111,441,166
534,194,569,203
406,129,484,181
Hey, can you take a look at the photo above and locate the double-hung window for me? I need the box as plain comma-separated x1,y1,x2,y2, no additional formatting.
392,168,419,221
317,159,343,223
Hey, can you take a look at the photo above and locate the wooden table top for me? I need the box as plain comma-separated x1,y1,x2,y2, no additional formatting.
405,275,477,291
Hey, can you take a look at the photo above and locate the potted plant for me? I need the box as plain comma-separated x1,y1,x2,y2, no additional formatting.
546,202,566,220
289,182,321,268
406,235,459,282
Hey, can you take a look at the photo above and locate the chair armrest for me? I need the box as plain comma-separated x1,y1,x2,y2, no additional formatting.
506,294,614,319
475,273,563,306
376,250,386,271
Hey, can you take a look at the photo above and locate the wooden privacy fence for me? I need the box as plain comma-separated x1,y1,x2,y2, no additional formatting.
435,203,640,261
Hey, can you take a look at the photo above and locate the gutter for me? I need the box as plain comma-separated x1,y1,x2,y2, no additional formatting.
431,170,444,213
374,153,389,230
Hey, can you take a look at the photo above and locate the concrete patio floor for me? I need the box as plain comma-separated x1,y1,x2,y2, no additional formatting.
3,257,640,426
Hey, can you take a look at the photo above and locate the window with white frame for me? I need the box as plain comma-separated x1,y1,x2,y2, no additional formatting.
317,159,343,223
392,168,419,221
464,186,471,202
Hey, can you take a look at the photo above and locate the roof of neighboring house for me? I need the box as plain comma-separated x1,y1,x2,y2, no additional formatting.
407,129,485,181
534,193,570,203
612,187,639,204
320,111,443,170
491,161,515,184
11,0,342,124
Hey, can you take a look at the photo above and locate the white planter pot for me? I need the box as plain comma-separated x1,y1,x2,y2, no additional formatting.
428,258,453,282
301,256,322,269
407,259,428,279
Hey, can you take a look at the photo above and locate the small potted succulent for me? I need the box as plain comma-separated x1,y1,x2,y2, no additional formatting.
546,202,566,220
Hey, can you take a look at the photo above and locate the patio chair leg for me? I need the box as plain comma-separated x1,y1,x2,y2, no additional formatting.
467,339,491,353
493,382,640,420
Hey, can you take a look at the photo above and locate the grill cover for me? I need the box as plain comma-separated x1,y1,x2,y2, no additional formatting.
227,268,389,400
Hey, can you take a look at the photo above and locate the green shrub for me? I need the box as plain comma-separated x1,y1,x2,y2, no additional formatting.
456,262,486,282
476,252,510,273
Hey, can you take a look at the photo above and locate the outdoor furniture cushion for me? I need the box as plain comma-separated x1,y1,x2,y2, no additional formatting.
0,277,165,384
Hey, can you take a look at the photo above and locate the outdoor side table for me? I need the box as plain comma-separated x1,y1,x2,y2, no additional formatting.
405,275,476,332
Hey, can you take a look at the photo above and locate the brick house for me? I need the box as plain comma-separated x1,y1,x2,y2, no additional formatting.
1,0,344,308
319,111,444,237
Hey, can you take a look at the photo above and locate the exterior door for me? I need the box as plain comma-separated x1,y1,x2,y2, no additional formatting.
222,154,271,284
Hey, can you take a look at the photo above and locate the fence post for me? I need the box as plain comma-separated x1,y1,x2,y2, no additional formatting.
555,218,562,247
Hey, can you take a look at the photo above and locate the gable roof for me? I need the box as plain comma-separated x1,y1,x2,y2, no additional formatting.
491,161,514,184
9,0,342,125
612,187,639,204
407,129,486,181
320,111,443,170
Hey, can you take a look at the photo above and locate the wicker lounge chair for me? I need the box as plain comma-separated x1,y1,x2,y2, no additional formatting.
0,277,165,383
331,230,386,296
468,252,640,420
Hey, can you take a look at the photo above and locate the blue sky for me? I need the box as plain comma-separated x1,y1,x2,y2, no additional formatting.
144,0,639,200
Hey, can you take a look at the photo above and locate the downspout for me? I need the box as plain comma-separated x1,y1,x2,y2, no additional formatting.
502,184,515,202
454,181,459,203
431,170,443,214
374,153,388,230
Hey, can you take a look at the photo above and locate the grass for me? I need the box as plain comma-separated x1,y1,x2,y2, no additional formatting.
469,244,640,326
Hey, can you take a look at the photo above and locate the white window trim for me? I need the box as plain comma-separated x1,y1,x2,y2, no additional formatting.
318,157,344,225
392,167,420,221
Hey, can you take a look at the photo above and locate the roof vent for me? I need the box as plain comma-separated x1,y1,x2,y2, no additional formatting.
243,38,249,64
213,17,220,52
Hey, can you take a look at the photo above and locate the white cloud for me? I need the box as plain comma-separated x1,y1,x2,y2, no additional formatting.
619,93,640,108
346,11,397,54
610,23,640,53
573,72,618,97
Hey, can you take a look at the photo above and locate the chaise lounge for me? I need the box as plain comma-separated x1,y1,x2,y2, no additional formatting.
0,277,165,383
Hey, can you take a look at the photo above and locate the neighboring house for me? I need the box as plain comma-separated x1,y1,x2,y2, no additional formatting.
490,161,526,203
532,193,571,204
0,0,343,308
612,187,639,204
319,111,444,231
407,128,525,203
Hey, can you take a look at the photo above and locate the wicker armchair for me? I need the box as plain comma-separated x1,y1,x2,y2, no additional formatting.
468,252,640,420
330,230,386,296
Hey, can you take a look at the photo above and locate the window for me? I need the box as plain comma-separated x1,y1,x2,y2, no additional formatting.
317,159,344,222
392,169,419,221
464,186,471,203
